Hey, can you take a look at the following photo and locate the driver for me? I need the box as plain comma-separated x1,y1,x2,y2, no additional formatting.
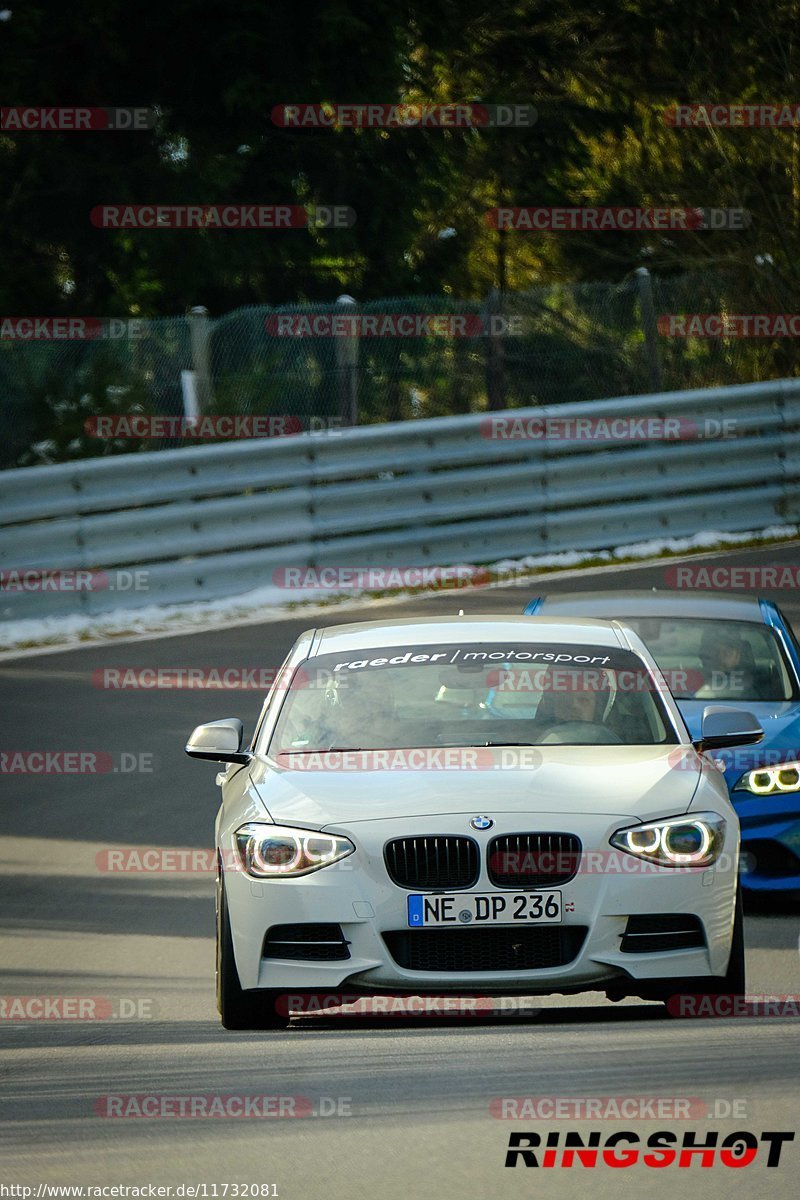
318,669,397,748
534,666,616,736
697,629,756,698
276,668,396,751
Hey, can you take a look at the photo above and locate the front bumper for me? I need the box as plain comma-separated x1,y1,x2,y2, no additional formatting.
222,812,739,993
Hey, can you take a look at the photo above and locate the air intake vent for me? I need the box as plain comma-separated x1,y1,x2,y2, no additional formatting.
620,914,705,954
487,833,581,888
384,836,479,890
263,923,350,961
383,926,587,972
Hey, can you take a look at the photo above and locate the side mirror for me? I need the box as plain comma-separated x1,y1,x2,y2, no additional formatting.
693,706,764,752
185,718,251,764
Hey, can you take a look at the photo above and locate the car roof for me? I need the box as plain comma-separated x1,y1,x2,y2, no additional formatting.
534,589,765,622
312,614,631,655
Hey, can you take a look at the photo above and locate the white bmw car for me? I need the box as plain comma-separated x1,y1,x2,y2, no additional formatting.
186,616,763,1029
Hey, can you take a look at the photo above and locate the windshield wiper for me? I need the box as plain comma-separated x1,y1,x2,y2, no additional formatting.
477,740,540,747
280,743,542,753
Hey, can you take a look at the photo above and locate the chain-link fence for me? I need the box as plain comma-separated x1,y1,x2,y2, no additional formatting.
1,269,797,468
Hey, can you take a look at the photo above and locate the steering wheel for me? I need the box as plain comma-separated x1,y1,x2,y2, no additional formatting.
538,721,623,745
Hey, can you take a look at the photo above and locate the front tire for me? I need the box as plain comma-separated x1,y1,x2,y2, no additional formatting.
216,872,291,1031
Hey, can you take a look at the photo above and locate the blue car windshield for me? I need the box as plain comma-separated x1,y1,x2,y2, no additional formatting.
617,618,796,702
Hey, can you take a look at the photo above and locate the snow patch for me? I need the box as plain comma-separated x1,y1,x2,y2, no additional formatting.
1,524,797,656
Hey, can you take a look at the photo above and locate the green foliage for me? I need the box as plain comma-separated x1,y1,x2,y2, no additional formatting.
1,0,798,466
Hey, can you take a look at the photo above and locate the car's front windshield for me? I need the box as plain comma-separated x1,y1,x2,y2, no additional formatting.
617,617,796,702
266,641,678,755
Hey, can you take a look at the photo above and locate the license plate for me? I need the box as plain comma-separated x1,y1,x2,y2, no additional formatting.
407,891,562,927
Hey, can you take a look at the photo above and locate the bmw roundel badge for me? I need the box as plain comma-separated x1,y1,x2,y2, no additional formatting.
470,815,494,830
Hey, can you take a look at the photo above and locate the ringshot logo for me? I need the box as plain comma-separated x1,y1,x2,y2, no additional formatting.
504,1129,794,1168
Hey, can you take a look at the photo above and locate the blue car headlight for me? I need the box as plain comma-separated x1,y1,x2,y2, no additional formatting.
734,760,800,795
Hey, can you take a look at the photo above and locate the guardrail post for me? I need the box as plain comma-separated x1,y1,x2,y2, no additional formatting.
188,305,215,413
335,294,359,426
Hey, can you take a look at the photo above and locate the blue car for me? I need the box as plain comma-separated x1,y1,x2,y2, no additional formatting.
518,591,800,896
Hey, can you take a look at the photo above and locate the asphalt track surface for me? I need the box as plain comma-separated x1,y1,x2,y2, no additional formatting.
2,541,800,1199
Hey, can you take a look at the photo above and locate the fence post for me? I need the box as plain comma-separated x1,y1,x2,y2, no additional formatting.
188,305,215,412
635,268,664,393
485,287,507,410
335,294,359,426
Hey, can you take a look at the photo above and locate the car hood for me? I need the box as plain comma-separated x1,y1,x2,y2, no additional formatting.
677,699,800,778
249,745,701,828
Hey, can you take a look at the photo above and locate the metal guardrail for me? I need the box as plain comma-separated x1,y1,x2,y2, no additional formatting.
1,378,799,622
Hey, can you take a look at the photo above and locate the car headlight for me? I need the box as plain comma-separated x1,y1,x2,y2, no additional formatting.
734,760,800,795
235,823,355,878
609,812,726,868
